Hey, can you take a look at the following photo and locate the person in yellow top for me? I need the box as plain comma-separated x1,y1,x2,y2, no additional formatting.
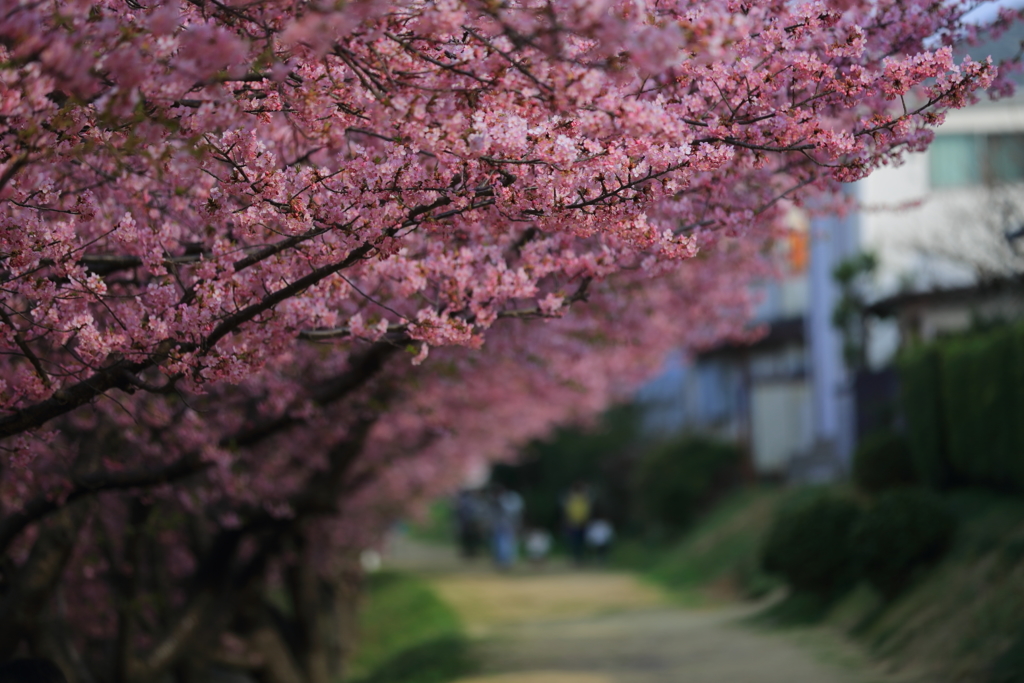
562,481,591,565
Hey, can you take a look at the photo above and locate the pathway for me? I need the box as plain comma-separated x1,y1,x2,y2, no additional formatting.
384,535,895,683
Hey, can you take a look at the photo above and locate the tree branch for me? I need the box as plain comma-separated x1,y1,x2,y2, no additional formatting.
0,335,406,554
0,454,207,555
0,307,51,388
0,196,459,440
228,333,408,448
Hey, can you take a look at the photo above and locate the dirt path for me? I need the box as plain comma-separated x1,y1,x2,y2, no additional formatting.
385,535,892,683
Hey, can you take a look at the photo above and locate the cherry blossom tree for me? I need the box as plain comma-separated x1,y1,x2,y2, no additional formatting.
1,0,1007,442
0,254,765,683
0,0,1020,681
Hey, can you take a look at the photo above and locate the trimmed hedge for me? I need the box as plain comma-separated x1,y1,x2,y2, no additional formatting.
898,345,951,488
852,490,954,599
852,430,917,495
939,326,1024,492
898,322,1024,493
760,491,861,597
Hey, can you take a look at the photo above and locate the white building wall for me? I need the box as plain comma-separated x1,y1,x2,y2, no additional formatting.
750,381,813,475
859,100,1024,295
856,98,1024,369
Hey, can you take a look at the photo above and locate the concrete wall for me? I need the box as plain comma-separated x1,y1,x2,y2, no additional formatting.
750,380,813,475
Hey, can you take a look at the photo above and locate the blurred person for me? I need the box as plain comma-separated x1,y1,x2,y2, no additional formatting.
524,527,553,565
562,481,592,565
454,488,487,559
0,659,67,683
490,485,523,570
585,515,615,564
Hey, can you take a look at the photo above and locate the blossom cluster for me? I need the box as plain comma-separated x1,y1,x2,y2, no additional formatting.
0,0,1007,437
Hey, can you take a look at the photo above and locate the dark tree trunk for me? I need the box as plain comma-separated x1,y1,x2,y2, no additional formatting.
0,500,92,660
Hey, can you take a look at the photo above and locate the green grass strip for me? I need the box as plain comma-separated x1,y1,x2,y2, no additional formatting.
346,571,473,683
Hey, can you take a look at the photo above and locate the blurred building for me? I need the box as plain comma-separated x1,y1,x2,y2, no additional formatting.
639,25,1024,481
637,216,816,479
805,25,1024,474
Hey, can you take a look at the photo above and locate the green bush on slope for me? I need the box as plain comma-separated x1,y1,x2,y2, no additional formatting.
852,489,955,599
761,491,862,597
852,430,917,495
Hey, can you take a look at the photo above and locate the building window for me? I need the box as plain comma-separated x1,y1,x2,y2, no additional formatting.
929,133,1024,187
988,134,1024,183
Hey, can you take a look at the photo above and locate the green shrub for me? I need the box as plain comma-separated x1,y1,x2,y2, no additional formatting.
852,430,917,495
990,630,1024,683
760,491,862,597
898,345,951,488
633,435,742,534
939,325,1024,493
852,489,955,600
898,321,1024,493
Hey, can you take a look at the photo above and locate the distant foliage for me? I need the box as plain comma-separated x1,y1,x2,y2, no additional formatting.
831,251,878,369
493,412,742,537
633,435,743,535
760,492,862,596
852,490,955,599
899,322,1024,492
490,403,643,532
852,431,918,495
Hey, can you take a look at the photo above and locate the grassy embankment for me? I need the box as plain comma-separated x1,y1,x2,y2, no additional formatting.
618,485,1024,683
345,571,474,683
612,486,784,604
824,490,1024,682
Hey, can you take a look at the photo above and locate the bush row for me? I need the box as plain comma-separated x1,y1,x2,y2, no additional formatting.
761,489,954,600
898,322,1024,492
